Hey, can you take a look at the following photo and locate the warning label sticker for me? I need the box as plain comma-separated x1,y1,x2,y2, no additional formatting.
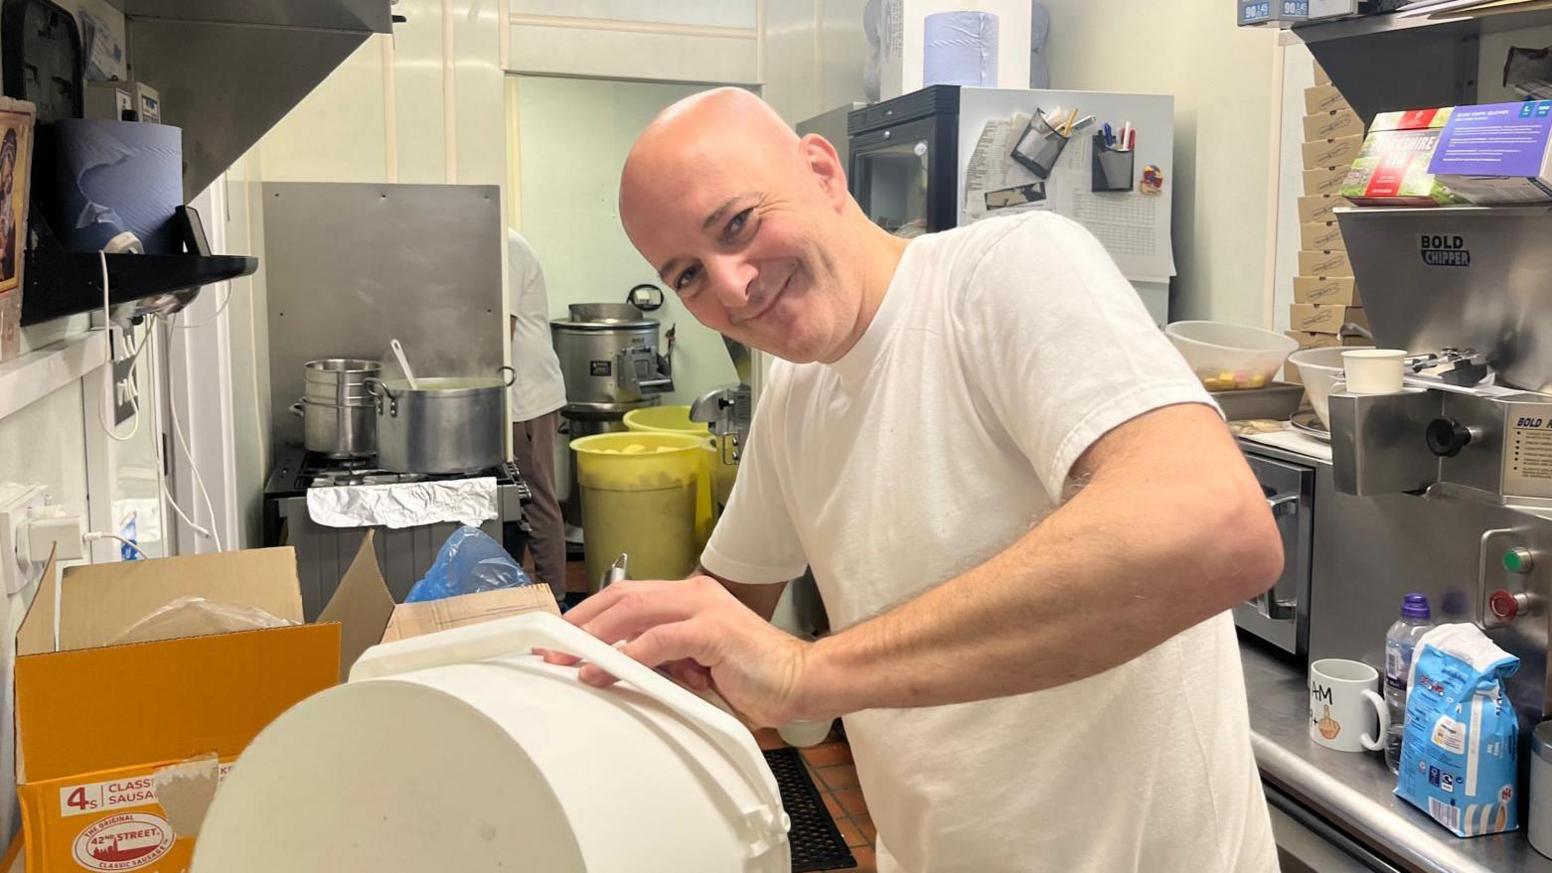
1507,411,1552,498
60,766,232,819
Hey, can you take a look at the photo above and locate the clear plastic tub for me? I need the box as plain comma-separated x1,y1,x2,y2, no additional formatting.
1289,346,1374,429
1165,321,1299,391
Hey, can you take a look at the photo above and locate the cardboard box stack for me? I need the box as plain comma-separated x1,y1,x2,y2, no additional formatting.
1289,60,1367,382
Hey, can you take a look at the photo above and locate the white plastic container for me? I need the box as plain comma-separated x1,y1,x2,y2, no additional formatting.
1165,321,1299,391
193,613,791,873
1289,346,1374,429
1343,348,1407,394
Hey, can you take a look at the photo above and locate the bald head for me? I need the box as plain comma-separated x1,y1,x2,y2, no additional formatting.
620,89,802,234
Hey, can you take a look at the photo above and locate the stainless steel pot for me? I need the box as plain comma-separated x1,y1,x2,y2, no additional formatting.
551,286,674,409
291,358,381,458
367,368,514,474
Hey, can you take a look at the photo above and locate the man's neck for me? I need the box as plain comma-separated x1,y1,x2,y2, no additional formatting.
823,220,912,363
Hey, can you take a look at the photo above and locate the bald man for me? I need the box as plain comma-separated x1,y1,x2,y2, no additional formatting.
553,89,1283,872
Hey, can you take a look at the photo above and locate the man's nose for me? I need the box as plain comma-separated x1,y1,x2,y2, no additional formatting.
705,255,757,312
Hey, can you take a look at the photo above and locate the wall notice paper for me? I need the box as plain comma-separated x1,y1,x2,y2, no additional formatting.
965,114,1174,282
307,477,498,529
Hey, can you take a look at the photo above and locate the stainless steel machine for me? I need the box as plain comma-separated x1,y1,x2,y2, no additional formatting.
1238,205,1552,740
550,286,675,541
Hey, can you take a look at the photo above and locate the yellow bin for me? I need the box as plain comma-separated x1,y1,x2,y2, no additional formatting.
622,405,733,548
571,432,707,587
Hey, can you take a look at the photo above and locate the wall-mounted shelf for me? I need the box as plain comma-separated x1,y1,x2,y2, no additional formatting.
1288,6,1552,45
1285,5,1552,122
0,331,106,422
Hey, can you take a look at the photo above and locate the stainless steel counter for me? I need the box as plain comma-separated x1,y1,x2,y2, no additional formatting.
1241,637,1552,873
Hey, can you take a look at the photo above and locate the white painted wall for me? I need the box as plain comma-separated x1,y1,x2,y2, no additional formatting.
1036,2,1281,327
511,75,738,407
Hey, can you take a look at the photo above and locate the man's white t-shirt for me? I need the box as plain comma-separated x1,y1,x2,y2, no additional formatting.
507,230,568,422
702,212,1277,873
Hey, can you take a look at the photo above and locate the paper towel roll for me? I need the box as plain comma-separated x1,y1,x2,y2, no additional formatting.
50,120,183,254
923,10,999,89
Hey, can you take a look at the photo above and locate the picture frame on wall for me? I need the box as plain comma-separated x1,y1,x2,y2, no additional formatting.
0,97,34,362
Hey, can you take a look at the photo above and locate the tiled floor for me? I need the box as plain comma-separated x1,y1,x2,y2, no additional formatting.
757,727,876,872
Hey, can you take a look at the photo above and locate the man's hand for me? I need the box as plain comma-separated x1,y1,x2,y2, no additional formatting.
536,576,811,728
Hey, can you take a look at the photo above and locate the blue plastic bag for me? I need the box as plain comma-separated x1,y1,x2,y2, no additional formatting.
1395,623,1520,837
404,526,534,603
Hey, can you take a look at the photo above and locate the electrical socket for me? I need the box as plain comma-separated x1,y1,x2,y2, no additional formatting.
0,483,48,596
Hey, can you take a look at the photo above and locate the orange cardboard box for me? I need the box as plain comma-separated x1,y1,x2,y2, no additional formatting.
12,539,398,873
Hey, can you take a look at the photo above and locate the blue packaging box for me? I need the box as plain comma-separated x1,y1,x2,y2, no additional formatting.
1429,100,1552,204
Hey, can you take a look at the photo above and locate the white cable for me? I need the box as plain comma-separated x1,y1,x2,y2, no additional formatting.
159,314,223,553
83,531,150,561
168,284,233,330
144,323,221,550
95,250,144,443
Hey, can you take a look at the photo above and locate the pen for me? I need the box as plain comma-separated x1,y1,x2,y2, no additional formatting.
1102,122,1113,146
1126,128,1136,151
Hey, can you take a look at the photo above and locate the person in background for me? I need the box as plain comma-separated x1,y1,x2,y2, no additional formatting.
543,89,1285,872
507,229,568,603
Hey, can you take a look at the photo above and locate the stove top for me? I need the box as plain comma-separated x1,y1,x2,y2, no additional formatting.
264,446,531,500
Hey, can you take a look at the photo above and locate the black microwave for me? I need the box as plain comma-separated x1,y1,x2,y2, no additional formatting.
847,85,961,236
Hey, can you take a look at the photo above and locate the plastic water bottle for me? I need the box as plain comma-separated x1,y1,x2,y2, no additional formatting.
1384,593,1434,773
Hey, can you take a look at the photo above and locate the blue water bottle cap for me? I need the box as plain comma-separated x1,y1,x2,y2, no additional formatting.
1402,593,1431,620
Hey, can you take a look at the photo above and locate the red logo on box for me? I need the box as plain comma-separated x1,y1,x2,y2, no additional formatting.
71,813,174,871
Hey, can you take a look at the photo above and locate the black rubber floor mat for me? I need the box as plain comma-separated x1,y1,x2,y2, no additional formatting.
763,747,858,871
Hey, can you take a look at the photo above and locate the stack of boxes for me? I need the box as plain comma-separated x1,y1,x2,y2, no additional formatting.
1289,61,1368,382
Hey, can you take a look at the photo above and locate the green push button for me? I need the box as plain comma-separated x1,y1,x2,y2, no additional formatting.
1504,547,1534,575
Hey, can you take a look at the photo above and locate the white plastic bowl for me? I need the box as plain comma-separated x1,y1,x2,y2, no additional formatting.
1289,346,1374,429
1165,321,1299,391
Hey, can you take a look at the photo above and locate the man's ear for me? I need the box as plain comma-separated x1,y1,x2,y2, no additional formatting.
799,133,848,211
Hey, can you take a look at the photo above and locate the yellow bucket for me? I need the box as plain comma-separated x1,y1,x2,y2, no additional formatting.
571,432,707,586
622,405,734,547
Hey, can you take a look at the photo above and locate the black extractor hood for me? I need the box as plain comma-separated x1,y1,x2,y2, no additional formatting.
120,0,393,199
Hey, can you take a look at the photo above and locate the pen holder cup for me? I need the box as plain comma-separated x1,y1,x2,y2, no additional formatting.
1092,135,1135,192
1011,113,1071,180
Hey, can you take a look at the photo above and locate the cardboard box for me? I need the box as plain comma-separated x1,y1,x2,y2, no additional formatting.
1341,107,1465,206
1314,59,1331,86
12,539,398,873
1290,303,1367,334
879,1,1031,99
1303,108,1364,142
1296,194,1347,224
1305,83,1352,115
1302,134,1365,170
380,584,560,643
1299,249,1354,276
1294,275,1361,305
1430,99,1552,204
1300,221,1345,251
1304,164,1351,196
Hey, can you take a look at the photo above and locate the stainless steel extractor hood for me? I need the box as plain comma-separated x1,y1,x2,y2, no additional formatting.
117,0,393,198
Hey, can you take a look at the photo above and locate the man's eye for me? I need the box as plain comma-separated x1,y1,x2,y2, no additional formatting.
674,265,700,292
723,208,754,241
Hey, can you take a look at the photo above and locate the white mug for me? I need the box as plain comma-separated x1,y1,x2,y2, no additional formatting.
1309,658,1389,753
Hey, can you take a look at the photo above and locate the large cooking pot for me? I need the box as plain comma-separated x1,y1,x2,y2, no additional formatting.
291,358,381,458
367,368,514,474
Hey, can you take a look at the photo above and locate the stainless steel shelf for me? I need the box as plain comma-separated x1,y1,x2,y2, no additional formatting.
1289,6,1552,45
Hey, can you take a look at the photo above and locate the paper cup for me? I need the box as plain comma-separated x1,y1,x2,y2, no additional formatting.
1342,349,1406,395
